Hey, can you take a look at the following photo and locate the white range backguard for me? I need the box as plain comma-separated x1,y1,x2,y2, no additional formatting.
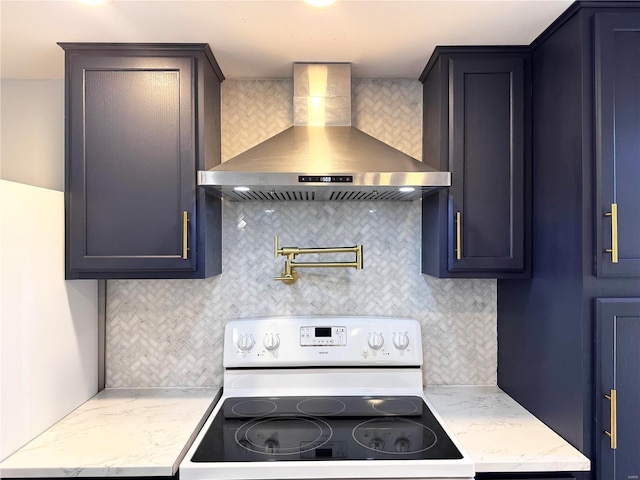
223,316,423,368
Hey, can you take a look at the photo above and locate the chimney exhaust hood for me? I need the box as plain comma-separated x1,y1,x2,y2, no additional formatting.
198,63,451,201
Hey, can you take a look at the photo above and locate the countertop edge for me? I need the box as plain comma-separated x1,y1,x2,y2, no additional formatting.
170,389,222,475
474,459,592,474
0,466,173,478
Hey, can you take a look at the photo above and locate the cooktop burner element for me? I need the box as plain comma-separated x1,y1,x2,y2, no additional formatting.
297,397,347,416
352,417,438,455
371,398,419,415
179,316,474,479
230,399,278,417
236,415,333,456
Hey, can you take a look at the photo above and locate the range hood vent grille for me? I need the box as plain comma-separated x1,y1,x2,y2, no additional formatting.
328,190,415,201
223,187,421,202
228,190,317,201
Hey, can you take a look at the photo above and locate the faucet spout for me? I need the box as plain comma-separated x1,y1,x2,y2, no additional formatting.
273,236,363,284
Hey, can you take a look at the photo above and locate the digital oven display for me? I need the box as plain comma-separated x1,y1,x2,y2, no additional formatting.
315,327,331,337
300,326,347,346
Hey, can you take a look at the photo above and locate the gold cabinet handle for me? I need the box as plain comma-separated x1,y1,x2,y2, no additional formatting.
455,211,462,260
605,203,618,263
182,211,189,260
604,389,617,449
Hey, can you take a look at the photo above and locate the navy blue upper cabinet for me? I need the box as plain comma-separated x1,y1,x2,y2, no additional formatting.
59,44,223,279
421,48,530,278
595,14,640,277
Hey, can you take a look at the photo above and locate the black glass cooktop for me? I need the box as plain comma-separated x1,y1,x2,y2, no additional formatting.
191,396,463,462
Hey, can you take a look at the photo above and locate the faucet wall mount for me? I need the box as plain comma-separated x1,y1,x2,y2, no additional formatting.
273,235,363,285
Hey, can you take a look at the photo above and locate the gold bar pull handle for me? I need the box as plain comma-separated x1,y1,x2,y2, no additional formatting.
604,389,617,449
182,211,189,260
455,211,462,260
605,203,618,263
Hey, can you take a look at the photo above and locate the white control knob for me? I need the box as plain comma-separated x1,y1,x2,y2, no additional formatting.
237,333,255,351
263,333,280,351
393,333,410,350
367,332,384,350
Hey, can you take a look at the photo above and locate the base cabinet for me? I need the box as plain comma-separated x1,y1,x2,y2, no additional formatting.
421,47,530,278
476,475,575,480
596,298,640,480
476,476,575,480
59,43,223,279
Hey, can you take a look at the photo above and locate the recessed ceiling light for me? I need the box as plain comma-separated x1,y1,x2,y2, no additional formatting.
399,187,416,193
78,0,110,5
304,0,337,7
234,186,251,192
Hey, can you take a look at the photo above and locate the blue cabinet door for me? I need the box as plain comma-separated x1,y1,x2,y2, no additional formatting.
67,54,197,275
596,298,640,480
448,55,526,273
595,13,640,277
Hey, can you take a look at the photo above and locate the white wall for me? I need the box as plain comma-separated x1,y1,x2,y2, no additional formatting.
0,79,98,461
0,80,65,191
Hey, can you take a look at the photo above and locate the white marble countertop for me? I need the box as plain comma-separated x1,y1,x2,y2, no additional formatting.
1,385,590,477
0,388,220,478
425,385,591,473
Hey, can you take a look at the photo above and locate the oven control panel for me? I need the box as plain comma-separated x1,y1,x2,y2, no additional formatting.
224,316,422,368
300,326,347,346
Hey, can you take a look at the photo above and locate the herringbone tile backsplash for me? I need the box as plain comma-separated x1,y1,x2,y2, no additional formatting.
106,79,497,388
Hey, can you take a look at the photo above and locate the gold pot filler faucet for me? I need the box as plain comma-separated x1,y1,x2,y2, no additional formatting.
273,235,363,285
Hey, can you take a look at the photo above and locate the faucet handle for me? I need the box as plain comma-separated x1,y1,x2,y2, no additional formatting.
274,235,279,258
274,269,298,285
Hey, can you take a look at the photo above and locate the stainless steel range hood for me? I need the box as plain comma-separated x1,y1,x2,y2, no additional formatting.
198,63,451,201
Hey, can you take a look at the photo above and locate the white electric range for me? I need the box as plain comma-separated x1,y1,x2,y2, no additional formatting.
179,316,474,480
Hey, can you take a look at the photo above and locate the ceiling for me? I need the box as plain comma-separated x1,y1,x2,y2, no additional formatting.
0,0,572,81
